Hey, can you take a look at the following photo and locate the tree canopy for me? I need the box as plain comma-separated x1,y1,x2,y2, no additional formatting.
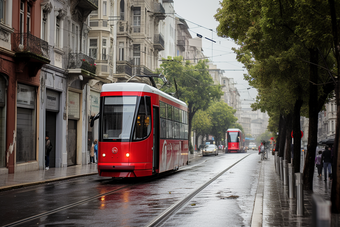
157,56,223,152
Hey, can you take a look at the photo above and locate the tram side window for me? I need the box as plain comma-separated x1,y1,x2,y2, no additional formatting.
160,118,166,138
160,101,166,118
167,104,173,120
133,96,151,140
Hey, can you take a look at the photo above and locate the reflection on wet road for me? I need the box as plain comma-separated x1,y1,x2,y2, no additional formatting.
0,150,262,227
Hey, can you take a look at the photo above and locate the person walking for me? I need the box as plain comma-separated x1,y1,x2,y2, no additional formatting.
45,133,52,170
89,141,95,164
315,150,323,177
94,139,98,163
321,146,332,181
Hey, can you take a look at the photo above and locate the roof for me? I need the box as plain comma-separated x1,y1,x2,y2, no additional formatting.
101,82,187,107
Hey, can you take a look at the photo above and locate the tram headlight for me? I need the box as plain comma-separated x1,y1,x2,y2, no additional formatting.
103,153,106,157
126,153,130,158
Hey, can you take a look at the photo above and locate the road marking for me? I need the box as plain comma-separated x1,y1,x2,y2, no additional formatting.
251,160,264,227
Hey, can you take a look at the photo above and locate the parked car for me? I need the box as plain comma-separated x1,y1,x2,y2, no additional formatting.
202,144,218,156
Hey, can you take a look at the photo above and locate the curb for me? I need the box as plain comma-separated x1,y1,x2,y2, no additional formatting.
0,172,98,192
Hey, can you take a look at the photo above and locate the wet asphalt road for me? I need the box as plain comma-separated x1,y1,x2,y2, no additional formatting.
0,150,262,227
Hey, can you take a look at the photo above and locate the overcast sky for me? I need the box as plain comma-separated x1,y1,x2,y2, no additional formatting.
173,0,257,109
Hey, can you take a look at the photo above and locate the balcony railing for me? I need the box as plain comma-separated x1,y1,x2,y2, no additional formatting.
68,53,96,74
154,34,165,50
116,60,133,76
12,33,50,60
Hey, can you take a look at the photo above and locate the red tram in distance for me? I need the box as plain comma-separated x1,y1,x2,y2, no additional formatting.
226,128,244,153
94,83,189,178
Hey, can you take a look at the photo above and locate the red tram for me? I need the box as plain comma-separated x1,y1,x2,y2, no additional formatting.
94,83,189,178
226,128,244,153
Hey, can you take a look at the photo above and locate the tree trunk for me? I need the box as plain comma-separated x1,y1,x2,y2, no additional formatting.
284,113,293,162
293,98,303,173
279,114,286,158
303,48,319,191
275,113,283,153
188,106,195,154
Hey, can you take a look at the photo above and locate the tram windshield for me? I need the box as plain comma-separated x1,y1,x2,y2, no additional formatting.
228,132,240,143
102,96,137,140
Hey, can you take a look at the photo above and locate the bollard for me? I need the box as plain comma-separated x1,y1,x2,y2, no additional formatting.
277,154,280,176
279,157,283,181
312,194,331,227
274,152,278,173
295,172,304,216
283,160,288,186
288,163,294,198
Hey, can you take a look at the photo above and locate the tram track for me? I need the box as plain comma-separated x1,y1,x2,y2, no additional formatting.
145,154,251,227
3,154,250,227
2,165,196,227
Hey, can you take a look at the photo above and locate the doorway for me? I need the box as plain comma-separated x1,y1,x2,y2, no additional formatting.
67,120,77,166
46,111,56,168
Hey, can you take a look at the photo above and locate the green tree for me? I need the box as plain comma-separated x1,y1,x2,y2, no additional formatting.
207,101,238,143
215,0,335,194
192,110,212,147
158,56,223,152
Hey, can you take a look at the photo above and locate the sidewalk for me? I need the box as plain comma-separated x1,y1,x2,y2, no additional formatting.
0,151,202,191
259,154,340,227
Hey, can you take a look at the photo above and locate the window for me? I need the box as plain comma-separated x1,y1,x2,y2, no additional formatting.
120,0,124,20
133,44,140,65
76,25,79,52
160,102,166,118
133,96,151,140
133,7,141,33
119,42,124,61
56,17,60,48
71,23,75,51
19,1,24,44
102,96,137,141
42,12,48,41
103,1,107,16
167,104,172,120
0,0,5,23
27,4,31,33
102,38,107,60
89,39,98,59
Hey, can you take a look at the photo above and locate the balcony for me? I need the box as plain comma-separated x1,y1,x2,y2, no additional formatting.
68,53,96,75
154,34,165,51
72,0,98,19
117,21,132,39
153,3,166,20
177,39,185,51
134,65,153,76
116,60,133,77
12,32,50,77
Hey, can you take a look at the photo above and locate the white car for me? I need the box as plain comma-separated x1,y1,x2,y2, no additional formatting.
202,144,218,156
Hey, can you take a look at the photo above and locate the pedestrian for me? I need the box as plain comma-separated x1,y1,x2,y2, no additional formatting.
315,150,323,177
321,146,332,181
89,140,95,164
45,133,52,170
94,139,98,163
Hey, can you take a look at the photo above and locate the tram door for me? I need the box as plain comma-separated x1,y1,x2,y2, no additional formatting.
67,120,77,166
153,107,159,173
46,112,56,167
